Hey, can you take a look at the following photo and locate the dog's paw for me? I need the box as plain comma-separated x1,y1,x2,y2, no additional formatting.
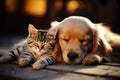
18,58,29,67
82,54,102,65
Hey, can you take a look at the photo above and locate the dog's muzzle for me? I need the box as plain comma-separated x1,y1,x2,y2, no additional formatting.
67,52,78,61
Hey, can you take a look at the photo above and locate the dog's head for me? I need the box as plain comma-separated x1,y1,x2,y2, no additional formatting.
47,16,110,64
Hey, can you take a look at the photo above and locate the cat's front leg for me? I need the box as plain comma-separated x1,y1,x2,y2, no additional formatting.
18,51,34,67
0,55,13,63
32,55,55,70
0,51,18,63
0,44,25,64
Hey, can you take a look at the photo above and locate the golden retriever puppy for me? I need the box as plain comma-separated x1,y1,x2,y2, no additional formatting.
47,16,120,65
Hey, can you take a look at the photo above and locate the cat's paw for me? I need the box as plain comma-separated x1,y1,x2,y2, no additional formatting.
18,58,29,67
32,62,45,70
82,53,102,65
0,56,12,63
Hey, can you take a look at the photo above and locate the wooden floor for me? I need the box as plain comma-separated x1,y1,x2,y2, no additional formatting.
0,35,120,80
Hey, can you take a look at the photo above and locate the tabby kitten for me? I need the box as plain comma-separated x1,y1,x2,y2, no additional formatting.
0,24,56,70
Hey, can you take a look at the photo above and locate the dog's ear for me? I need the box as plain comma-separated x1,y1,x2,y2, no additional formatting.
47,21,59,39
92,28,99,53
92,24,112,55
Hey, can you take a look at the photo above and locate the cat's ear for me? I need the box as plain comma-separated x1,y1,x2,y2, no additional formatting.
47,21,59,39
28,24,38,36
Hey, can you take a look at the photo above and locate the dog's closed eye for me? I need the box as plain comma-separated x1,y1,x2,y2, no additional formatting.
80,36,90,45
63,38,69,42
60,35,69,42
79,39,88,45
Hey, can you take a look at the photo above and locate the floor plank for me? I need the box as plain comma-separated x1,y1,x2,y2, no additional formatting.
46,64,120,78
0,64,119,80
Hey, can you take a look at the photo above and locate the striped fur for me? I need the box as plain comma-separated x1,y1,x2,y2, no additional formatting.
0,24,55,70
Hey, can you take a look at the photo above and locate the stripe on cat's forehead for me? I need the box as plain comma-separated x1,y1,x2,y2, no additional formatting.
38,30,48,36
38,29,48,41
38,29,48,32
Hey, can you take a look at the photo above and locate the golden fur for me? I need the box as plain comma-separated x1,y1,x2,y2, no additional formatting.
47,16,120,65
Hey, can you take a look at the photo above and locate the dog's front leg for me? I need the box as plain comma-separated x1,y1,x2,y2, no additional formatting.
82,52,111,65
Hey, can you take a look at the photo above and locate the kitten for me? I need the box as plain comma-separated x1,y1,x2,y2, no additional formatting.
0,24,56,70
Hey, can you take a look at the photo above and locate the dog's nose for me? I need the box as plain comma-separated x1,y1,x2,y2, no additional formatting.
67,52,78,61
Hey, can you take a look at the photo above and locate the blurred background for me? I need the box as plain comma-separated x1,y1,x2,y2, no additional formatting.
0,0,120,35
